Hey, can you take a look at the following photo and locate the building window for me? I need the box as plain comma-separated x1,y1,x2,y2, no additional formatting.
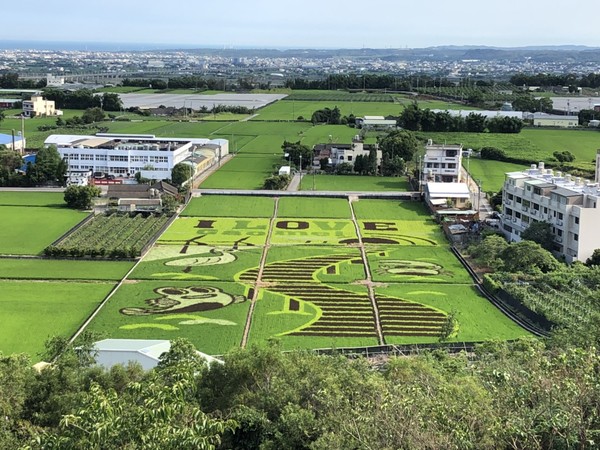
516,197,522,204
558,212,563,220
574,234,579,241
575,217,579,224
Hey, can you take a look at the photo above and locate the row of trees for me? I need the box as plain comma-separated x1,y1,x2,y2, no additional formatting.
398,103,523,133
0,72,45,89
42,89,122,111
122,76,228,91
4,333,600,449
510,72,600,89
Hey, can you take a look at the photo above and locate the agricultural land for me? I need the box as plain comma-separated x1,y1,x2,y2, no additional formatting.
86,196,529,355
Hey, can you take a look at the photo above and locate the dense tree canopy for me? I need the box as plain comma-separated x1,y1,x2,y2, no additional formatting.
378,130,419,162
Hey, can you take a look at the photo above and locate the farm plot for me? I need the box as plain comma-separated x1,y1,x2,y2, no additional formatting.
0,280,116,358
300,175,410,192
375,284,530,343
367,246,473,284
50,213,170,258
352,199,431,220
0,258,133,281
182,195,275,218
276,197,351,219
0,205,88,255
248,246,365,284
86,280,251,355
159,217,270,247
131,245,263,282
270,219,357,246
357,219,443,246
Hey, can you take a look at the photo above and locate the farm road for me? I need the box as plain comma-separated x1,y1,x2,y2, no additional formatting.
240,197,279,348
348,198,385,345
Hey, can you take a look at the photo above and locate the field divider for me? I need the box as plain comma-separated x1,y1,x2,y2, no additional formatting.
240,197,279,348
348,197,385,345
67,257,146,346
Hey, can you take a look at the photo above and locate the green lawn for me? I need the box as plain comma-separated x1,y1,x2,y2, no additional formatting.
277,197,352,218
0,205,88,255
182,195,275,218
0,258,133,280
0,280,115,358
300,175,409,191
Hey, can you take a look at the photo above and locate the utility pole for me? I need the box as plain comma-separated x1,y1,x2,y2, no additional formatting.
299,154,302,191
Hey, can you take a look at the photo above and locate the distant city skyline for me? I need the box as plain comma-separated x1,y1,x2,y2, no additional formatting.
2,0,599,50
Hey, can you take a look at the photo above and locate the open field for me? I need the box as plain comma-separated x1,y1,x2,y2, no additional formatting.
0,280,115,358
300,174,410,191
464,158,524,193
0,191,65,206
277,197,351,218
0,258,133,280
0,205,87,255
352,199,433,220
182,195,275,217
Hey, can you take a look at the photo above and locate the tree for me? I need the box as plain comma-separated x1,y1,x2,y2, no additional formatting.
586,249,600,267
263,174,289,190
81,107,105,124
381,153,405,176
101,92,123,111
378,130,418,162
500,240,561,274
521,221,554,251
27,145,66,185
468,234,508,269
398,102,423,130
64,185,101,210
368,147,378,175
353,154,368,175
465,112,486,132
171,163,194,187
281,141,312,169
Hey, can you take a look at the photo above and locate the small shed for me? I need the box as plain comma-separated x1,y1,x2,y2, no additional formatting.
278,166,291,176
425,182,471,209
93,339,221,370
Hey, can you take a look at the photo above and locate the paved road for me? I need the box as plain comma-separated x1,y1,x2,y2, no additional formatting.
286,173,303,191
461,167,492,219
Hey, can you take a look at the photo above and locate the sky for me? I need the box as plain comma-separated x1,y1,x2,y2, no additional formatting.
2,0,599,50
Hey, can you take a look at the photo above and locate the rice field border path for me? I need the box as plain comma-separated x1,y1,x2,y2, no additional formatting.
240,197,279,348
348,196,385,345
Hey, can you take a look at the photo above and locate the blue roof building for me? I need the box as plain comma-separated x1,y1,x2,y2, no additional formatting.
0,133,25,151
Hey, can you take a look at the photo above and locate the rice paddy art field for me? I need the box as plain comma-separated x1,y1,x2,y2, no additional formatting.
86,196,530,354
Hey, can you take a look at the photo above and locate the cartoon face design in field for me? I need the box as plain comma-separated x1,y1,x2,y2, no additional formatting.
376,260,442,276
120,286,246,316
143,246,238,267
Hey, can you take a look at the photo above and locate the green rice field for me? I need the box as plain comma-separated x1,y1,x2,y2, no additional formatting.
0,281,116,358
300,175,410,191
85,197,530,354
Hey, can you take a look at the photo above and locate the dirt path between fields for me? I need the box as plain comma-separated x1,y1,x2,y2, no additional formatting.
240,197,279,348
348,197,385,345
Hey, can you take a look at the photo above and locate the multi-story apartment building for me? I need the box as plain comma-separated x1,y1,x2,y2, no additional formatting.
44,133,228,181
313,136,382,168
22,95,60,117
423,141,463,183
501,160,600,263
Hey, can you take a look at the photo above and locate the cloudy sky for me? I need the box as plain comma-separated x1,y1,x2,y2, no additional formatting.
2,0,598,49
